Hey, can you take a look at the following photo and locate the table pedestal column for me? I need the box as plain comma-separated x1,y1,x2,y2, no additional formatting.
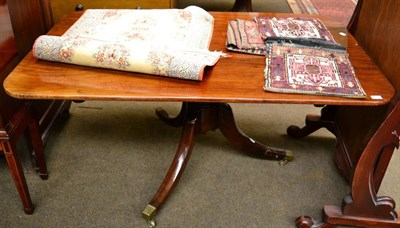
142,102,293,226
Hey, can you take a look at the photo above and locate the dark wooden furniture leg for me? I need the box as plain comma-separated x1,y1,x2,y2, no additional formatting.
142,2,256,219
0,101,48,214
231,0,252,12
155,102,187,127
142,102,293,226
1,140,34,214
295,97,400,227
142,118,197,227
287,105,337,138
28,115,48,180
218,103,292,160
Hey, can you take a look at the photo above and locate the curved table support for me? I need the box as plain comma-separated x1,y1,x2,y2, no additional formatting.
155,103,187,128
142,102,293,226
287,105,337,138
218,103,290,160
142,118,197,227
295,98,400,227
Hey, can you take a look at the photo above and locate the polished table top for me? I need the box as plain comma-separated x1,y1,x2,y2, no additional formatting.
3,11,395,106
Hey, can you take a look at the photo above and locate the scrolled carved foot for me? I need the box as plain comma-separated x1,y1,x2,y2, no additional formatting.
296,215,340,228
287,125,305,138
287,106,337,138
296,216,315,228
287,115,324,138
296,216,330,228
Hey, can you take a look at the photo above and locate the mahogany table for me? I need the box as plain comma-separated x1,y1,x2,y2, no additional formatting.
4,11,399,227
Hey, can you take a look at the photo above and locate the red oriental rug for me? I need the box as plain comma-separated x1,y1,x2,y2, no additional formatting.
286,0,358,27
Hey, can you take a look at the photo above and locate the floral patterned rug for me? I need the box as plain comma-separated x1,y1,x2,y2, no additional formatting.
33,6,220,81
286,0,358,27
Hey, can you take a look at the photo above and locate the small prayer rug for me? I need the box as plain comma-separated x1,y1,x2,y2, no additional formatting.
254,17,338,44
264,43,366,98
286,0,358,27
226,19,266,55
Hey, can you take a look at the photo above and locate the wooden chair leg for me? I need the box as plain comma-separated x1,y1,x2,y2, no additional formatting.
1,141,34,214
28,117,48,180
0,101,49,214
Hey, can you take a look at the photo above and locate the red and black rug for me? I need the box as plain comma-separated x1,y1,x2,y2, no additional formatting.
286,0,358,27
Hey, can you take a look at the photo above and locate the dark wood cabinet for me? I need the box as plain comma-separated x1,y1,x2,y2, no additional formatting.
1,0,70,213
50,0,177,23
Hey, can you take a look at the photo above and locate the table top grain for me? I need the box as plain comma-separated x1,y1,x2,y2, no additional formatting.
3,11,395,106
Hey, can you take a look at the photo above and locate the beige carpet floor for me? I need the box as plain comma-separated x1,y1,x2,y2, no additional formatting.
1,101,399,227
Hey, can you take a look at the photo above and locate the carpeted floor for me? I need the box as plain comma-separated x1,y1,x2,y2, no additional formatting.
0,101,399,227
287,0,357,26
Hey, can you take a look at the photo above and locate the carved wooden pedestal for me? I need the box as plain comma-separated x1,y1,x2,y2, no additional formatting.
142,102,293,226
289,97,400,227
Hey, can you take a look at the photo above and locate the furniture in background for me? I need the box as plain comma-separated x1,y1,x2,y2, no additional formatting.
231,0,252,11
50,0,254,24
4,9,398,227
292,0,400,227
50,0,177,23
179,0,286,12
0,0,70,214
